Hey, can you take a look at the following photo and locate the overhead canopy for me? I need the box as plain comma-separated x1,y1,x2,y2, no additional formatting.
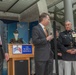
0,0,39,14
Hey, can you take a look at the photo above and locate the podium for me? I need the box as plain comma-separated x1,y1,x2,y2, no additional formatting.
8,44,34,75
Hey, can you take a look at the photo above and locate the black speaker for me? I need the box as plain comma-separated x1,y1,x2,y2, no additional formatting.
15,60,28,75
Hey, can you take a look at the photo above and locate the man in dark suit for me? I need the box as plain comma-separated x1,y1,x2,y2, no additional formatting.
0,20,9,75
32,13,53,75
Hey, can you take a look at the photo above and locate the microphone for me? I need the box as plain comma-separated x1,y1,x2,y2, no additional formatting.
49,31,53,35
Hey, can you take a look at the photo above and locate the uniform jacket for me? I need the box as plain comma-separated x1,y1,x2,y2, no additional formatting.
59,30,76,61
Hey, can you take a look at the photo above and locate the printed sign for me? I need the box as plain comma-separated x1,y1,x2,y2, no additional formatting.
13,45,22,54
22,45,32,54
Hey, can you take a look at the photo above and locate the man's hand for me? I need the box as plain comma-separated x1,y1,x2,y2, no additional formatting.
57,53,62,56
66,49,76,54
46,35,53,41
66,49,72,54
5,53,9,61
71,49,76,54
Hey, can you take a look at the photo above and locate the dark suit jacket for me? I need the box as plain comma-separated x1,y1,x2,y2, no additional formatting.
0,20,8,59
32,24,53,61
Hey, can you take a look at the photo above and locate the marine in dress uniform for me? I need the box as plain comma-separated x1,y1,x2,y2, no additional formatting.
59,21,76,75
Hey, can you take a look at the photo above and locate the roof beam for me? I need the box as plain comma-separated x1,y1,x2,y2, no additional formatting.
54,2,76,13
49,7,64,15
48,0,63,9
20,0,40,14
6,0,19,12
55,6,64,14
48,0,76,13
73,2,76,6
49,11,63,15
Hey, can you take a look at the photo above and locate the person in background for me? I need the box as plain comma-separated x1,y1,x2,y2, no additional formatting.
29,38,35,75
10,30,23,44
0,20,9,75
59,21,76,75
51,30,63,75
32,12,53,75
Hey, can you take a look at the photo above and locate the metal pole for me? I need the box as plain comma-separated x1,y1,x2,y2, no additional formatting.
53,6,59,75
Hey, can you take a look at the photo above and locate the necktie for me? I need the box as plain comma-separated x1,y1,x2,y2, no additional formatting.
44,27,48,37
